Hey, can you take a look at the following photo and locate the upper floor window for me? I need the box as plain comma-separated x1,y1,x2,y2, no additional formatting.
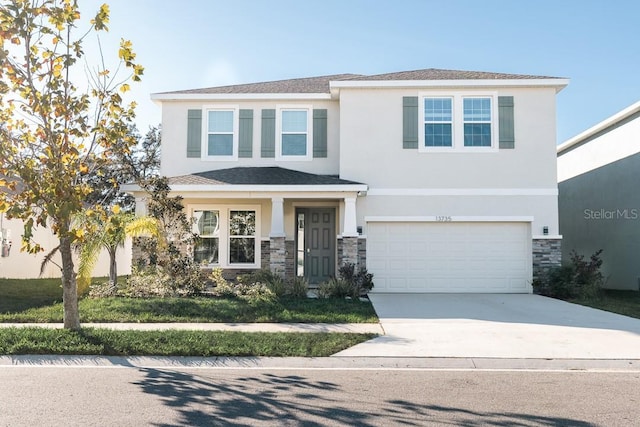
463,98,492,147
420,93,497,152
276,105,313,160
424,97,453,147
202,106,239,160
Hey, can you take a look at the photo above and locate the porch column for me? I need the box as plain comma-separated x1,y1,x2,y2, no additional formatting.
341,197,359,267
343,197,358,237
132,196,148,266
270,197,285,237
135,196,147,216
269,197,286,278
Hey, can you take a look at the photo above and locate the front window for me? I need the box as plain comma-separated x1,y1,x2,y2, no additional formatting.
229,210,256,264
463,98,492,147
207,110,234,156
281,110,308,156
193,210,219,264
424,97,453,147
191,206,260,268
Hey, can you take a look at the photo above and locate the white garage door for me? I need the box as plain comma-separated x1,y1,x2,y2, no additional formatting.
367,222,532,293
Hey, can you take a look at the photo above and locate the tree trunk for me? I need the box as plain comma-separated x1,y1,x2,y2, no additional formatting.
109,247,117,287
60,236,80,330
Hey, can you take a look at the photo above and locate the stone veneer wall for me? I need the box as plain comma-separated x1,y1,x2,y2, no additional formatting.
260,240,270,271
532,238,562,280
269,237,286,278
358,237,367,270
285,240,295,280
337,236,360,268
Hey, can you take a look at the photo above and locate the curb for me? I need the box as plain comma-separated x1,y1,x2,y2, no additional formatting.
2,355,640,372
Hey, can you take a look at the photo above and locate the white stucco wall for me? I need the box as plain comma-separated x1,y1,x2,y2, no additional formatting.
338,87,559,189
357,194,559,237
160,99,340,177
557,113,640,182
0,216,132,279
335,86,561,237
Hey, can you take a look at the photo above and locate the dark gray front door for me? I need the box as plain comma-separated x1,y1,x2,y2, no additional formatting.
296,208,335,284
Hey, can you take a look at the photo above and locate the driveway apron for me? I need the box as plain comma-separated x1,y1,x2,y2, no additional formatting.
334,294,640,359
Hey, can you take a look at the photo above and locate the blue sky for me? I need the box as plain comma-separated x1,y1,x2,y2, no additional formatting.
82,0,640,143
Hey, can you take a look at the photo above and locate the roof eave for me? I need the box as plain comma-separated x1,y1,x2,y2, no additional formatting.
330,78,570,93
150,93,332,102
558,100,640,155
122,183,368,193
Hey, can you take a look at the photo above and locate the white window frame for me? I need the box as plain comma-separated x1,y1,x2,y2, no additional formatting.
201,105,239,161
276,104,313,161
418,92,498,153
190,204,261,268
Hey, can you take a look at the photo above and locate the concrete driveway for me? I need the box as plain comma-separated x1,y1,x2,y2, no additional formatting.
334,294,640,359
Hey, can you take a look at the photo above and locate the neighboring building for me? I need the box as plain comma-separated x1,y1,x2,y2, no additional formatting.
127,68,568,293
557,101,640,291
0,212,132,280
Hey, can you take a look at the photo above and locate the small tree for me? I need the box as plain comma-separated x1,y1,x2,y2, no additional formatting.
76,206,163,294
84,125,161,212
0,1,143,329
135,177,204,294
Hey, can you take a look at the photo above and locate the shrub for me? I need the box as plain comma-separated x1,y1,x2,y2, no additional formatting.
236,270,309,299
209,268,236,298
119,267,173,298
210,268,276,302
317,278,354,299
88,281,118,298
239,270,286,297
88,266,204,298
338,263,374,296
318,264,375,299
285,276,309,299
533,249,605,300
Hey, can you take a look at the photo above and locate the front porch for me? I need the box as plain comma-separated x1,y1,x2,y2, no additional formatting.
131,167,368,285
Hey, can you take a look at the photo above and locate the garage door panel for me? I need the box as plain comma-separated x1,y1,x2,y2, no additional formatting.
367,222,532,293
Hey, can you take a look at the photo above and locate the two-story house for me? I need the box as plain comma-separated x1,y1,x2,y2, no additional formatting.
128,69,568,293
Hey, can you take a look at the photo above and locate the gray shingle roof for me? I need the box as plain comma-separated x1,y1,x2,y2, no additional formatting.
168,167,363,186
159,68,563,95
159,74,363,95
347,68,562,81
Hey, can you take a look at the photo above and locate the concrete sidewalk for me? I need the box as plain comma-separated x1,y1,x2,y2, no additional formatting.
0,322,383,334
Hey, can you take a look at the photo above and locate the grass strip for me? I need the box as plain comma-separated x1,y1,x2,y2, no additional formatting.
0,327,376,357
0,296,378,323
572,290,640,319
0,277,63,313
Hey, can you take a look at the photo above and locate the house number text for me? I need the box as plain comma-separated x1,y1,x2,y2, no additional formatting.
435,216,452,222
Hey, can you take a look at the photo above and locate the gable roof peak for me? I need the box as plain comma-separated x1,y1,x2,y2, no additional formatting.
348,68,564,81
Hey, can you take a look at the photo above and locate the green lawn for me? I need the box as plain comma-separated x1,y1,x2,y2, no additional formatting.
0,327,375,357
0,277,379,356
0,278,378,323
572,290,640,319
0,277,63,313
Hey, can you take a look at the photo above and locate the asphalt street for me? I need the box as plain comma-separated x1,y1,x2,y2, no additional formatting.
1,366,638,426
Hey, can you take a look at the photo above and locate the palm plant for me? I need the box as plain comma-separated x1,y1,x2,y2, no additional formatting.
76,207,164,294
